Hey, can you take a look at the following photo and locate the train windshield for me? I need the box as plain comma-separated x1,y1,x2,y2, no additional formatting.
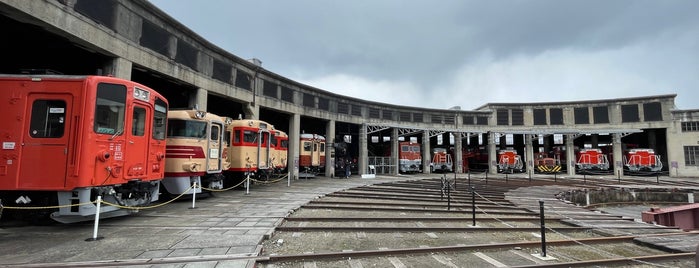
167,119,207,139
94,83,126,135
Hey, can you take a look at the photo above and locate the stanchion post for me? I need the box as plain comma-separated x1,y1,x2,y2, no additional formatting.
447,183,451,211
246,173,250,195
86,195,104,241
539,200,547,257
468,171,471,188
190,181,197,209
471,186,476,227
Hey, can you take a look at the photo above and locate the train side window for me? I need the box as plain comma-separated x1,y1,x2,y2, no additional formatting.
303,141,311,152
29,100,66,138
132,107,146,136
94,83,126,135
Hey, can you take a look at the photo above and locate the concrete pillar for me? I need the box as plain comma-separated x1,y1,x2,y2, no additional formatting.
244,102,259,120
455,133,463,174
190,88,208,111
325,120,335,178
591,134,599,148
566,134,576,176
612,133,623,177
488,132,497,175
359,124,368,175
422,131,431,174
288,113,301,180
391,128,399,175
107,57,132,79
525,134,534,177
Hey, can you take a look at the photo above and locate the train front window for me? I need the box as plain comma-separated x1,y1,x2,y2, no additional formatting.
152,98,167,140
29,100,66,138
167,119,207,138
303,141,311,152
243,130,257,143
94,83,126,135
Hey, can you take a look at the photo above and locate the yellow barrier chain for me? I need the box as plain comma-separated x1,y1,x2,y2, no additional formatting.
201,179,247,192
101,184,197,210
0,201,96,210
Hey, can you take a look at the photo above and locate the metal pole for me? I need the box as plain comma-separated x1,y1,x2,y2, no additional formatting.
468,171,471,188
471,186,476,226
539,200,547,257
190,181,197,209
246,173,250,195
447,183,451,211
86,195,103,241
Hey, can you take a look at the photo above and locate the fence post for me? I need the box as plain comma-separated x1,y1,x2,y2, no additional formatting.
539,200,547,257
190,181,197,209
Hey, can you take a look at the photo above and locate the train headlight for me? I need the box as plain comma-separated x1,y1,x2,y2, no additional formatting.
195,111,206,119
133,87,150,102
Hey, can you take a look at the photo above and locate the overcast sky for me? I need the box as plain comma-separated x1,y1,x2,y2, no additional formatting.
149,0,698,110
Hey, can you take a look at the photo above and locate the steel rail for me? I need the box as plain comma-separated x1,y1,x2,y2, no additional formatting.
300,204,537,215
275,226,678,232
258,235,640,263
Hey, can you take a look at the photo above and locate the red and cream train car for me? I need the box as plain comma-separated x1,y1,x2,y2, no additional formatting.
299,133,326,173
0,75,168,223
162,109,229,196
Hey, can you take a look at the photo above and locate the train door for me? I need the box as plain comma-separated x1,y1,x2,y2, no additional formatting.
207,122,224,173
125,104,150,179
311,140,320,167
258,129,270,170
19,94,72,188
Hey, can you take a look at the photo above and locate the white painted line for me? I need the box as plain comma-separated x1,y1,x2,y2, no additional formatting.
432,255,459,268
388,257,407,268
473,252,507,267
303,261,317,268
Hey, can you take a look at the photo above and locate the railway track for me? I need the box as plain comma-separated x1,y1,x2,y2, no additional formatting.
258,176,697,267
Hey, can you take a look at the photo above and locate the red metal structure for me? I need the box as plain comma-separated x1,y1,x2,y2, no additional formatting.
0,75,168,223
642,203,699,231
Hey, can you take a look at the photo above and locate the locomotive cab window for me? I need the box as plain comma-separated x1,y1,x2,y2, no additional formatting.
210,124,220,141
29,100,66,138
94,83,126,135
303,141,312,152
167,119,207,138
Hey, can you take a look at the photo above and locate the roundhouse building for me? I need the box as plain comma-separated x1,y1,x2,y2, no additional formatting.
1,0,697,178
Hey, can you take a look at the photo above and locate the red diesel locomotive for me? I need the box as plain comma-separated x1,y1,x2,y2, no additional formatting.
0,75,168,223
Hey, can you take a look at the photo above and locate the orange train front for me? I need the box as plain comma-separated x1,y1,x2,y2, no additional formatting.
0,75,168,223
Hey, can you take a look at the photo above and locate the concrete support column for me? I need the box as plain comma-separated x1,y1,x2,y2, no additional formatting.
612,133,623,177
455,133,463,174
288,113,301,180
591,134,599,148
107,57,132,80
488,132,497,175
422,131,431,174
391,128,399,175
566,134,576,176
359,124,368,175
325,120,335,178
244,102,259,120
190,88,208,111
525,134,534,177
